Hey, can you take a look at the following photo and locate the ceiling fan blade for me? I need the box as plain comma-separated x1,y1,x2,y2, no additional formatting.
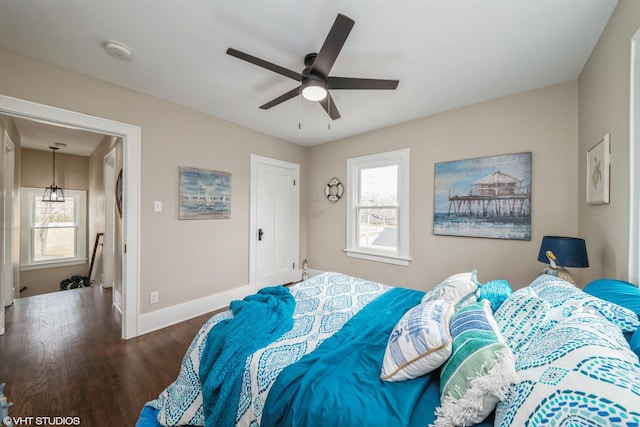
260,86,301,110
319,94,341,120
227,48,302,81
328,77,399,90
312,14,355,77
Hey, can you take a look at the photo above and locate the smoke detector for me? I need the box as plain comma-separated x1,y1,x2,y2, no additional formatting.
105,41,132,60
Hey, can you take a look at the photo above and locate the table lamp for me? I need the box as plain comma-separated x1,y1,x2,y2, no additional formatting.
537,236,589,285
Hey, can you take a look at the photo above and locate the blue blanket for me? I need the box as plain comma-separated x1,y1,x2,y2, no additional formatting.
199,285,295,427
260,287,446,426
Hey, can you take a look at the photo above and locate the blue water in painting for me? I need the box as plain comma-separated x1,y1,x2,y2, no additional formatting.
180,199,230,214
434,213,531,240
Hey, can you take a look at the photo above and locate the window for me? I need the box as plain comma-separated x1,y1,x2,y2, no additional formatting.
20,187,87,270
346,149,410,266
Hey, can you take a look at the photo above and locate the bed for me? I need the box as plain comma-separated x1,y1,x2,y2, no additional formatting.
137,271,640,427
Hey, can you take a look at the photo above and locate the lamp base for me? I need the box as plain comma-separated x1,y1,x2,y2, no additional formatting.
540,266,576,285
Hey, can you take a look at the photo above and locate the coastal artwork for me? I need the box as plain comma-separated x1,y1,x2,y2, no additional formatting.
434,152,531,240
179,166,231,219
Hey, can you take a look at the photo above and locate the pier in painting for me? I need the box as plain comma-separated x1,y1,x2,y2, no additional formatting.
446,170,530,218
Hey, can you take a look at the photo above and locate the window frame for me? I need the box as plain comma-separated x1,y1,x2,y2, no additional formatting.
345,149,411,266
20,187,87,271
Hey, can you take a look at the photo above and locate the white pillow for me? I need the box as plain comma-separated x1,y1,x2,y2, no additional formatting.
493,288,554,356
530,274,640,333
380,299,454,382
422,271,480,310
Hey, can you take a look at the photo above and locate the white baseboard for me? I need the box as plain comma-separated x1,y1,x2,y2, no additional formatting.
137,272,327,336
138,284,253,336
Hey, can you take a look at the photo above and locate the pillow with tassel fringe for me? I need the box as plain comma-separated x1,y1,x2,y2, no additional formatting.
434,300,518,427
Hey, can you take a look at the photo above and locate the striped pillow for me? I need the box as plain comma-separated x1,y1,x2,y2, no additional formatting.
435,300,517,427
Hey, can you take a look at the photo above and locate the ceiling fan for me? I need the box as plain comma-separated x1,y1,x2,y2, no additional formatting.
226,13,399,120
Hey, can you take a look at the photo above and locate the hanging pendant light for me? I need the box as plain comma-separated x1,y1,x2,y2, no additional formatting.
42,146,65,202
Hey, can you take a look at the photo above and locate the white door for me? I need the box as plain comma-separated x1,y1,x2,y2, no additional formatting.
1,131,15,334
250,155,300,290
103,148,123,313
103,149,116,291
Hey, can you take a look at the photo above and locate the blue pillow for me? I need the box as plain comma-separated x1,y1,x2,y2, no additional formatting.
584,278,640,316
479,279,513,312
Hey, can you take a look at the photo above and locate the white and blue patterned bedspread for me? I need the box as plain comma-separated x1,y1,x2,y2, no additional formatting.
146,272,390,426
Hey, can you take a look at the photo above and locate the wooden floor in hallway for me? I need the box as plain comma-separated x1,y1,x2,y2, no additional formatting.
0,285,215,425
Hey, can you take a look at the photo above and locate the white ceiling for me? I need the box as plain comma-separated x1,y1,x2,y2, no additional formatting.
0,0,618,149
12,117,106,156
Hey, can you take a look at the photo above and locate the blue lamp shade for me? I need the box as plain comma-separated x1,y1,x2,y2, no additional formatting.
537,236,589,268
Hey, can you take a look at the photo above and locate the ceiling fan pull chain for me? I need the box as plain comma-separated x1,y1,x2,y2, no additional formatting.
298,89,302,130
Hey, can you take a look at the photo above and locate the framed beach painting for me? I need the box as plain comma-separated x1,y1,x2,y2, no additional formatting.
433,152,532,240
586,133,610,205
179,166,231,219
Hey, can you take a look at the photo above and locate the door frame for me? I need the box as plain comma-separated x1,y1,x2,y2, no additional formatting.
249,154,300,291
2,131,15,306
630,27,640,285
0,94,141,339
0,129,14,334
103,148,116,291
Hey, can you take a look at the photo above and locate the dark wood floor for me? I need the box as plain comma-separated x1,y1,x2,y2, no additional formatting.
0,286,216,425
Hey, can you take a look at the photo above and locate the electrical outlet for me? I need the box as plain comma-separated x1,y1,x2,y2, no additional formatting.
149,291,159,304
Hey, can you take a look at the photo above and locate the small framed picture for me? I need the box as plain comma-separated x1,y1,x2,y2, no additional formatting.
179,166,231,219
586,133,610,205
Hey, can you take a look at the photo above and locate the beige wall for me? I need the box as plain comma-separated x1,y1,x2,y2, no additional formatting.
308,82,579,291
0,46,308,315
19,148,90,297
21,148,89,190
578,0,640,283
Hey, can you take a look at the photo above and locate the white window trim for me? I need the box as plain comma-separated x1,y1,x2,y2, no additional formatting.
20,187,87,271
345,148,411,266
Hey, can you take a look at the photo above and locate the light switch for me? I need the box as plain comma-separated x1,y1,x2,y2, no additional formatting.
153,200,163,212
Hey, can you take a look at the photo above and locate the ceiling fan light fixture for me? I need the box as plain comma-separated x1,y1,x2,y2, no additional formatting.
301,77,328,101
